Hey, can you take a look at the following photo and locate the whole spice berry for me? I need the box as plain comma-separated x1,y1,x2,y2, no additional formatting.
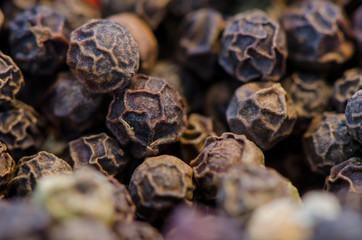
129,155,194,224
332,68,362,113
66,133,129,178
281,0,354,71
9,5,70,76
353,5,362,62
190,132,264,200
100,0,136,17
282,72,331,133
325,157,362,196
7,151,72,197
178,8,225,80
32,168,116,225
345,90,362,143
219,9,287,82
67,19,139,93
106,74,187,159
0,51,24,101
0,142,15,192
179,113,215,164
226,82,297,151
114,221,164,240
302,112,360,175
40,72,103,138
133,0,171,30
217,164,299,221
108,12,158,72
0,100,44,152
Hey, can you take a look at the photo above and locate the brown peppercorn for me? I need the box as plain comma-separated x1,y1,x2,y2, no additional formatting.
0,51,24,101
325,157,362,196
129,155,194,224
302,112,360,175
40,71,103,138
282,72,331,133
106,74,187,159
0,100,44,152
281,0,354,72
0,142,15,192
226,82,297,151
133,0,171,30
219,9,287,82
9,5,70,76
67,19,139,93
345,90,362,143
114,221,164,240
7,151,72,197
179,113,215,164
178,8,225,80
66,133,129,178
332,68,362,113
100,0,136,17
108,13,158,72
190,132,264,200
217,164,299,221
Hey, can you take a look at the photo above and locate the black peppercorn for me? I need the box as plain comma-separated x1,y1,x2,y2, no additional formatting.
0,51,24,101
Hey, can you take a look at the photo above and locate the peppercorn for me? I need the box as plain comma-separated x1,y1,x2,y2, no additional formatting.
132,0,171,30
100,0,135,17
190,132,264,200
281,0,354,72
0,51,24,101
353,5,362,63
108,12,158,72
0,142,15,192
219,9,287,82
9,5,70,76
7,151,72,197
114,221,164,240
332,68,362,113
302,112,360,175
345,89,362,143
106,74,187,159
226,82,297,150
66,133,129,178
67,19,139,93
40,71,103,138
178,8,225,80
129,155,194,224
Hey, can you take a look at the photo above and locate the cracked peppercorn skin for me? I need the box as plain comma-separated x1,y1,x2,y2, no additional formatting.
106,74,187,159
219,9,287,82
0,51,24,101
67,19,139,94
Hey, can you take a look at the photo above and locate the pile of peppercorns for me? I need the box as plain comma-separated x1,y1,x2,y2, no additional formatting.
0,0,361,239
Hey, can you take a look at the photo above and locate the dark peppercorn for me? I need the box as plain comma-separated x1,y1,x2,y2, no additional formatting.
129,155,194,224
100,0,135,17
40,71,103,138
7,151,72,197
353,5,362,62
66,133,129,178
281,0,354,72
0,142,15,192
178,8,224,80
190,132,264,200
67,19,139,93
325,157,362,196
0,100,44,152
9,5,70,76
226,82,297,151
114,221,164,240
0,51,24,101
332,68,362,113
108,13,158,73
302,112,360,175
106,74,187,159
345,90,362,143
133,0,171,30
219,9,287,82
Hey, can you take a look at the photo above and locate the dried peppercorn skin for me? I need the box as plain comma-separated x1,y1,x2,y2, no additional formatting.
106,74,187,159
9,5,70,76
129,155,194,224
190,132,264,200
7,151,72,197
0,142,15,191
0,51,24,101
67,133,129,178
325,157,362,195
219,9,287,82
281,0,354,71
345,90,362,143
227,82,297,151
67,19,139,94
